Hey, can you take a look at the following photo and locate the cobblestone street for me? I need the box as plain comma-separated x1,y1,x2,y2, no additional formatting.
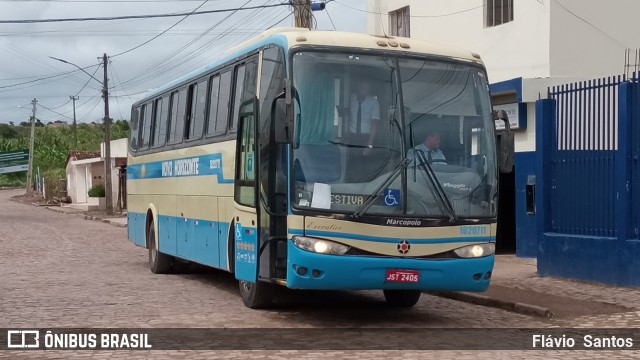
1,189,639,359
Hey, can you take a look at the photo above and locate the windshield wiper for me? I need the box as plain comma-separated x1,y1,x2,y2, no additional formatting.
415,150,457,223
352,158,411,218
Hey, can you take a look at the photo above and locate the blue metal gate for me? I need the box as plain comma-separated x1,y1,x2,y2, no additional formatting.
536,73,640,286
548,77,622,238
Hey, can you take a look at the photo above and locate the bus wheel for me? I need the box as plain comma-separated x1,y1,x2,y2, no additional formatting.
148,220,172,274
239,280,275,309
383,289,421,307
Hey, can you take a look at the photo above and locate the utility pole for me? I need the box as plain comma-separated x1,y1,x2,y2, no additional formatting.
101,53,113,215
293,0,312,28
26,98,37,196
70,95,79,150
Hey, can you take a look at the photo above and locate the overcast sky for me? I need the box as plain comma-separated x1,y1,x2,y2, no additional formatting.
0,0,367,125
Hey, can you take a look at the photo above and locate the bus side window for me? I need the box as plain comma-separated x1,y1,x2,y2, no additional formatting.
187,78,207,140
230,64,246,131
130,106,140,152
216,71,232,135
153,95,169,148
230,56,258,131
169,88,187,143
206,74,221,136
140,102,153,149
184,83,196,140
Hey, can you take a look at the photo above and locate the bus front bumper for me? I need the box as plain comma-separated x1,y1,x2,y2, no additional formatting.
286,241,494,291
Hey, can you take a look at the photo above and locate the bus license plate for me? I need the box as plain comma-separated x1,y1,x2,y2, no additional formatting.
385,269,420,283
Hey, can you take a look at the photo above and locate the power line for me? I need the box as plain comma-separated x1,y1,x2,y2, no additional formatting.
0,3,289,24
0,0,229,2
38,103,73,120
266,11,291,30
109,61,134,103
555,0,629,48
108,64,126,120
0,64,99,90
118,0,255,87
49,64,102,110
0,28,273,38
324,5,336,30
111,0,210,57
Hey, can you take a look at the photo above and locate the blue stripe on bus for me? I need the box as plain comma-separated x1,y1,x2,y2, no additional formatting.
127,153,234,183
128,211,231,270
289,228,495,244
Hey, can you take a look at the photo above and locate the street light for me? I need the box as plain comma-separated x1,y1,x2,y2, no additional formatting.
49,57,102,85
50,55,114,215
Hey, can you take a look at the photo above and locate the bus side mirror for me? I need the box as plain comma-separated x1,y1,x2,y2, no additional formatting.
271,96,293,144
494,109,514,173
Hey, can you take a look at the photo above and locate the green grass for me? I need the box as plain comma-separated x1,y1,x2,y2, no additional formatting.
0,120,129,187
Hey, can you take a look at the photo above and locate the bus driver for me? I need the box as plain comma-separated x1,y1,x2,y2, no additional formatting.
408,129,446,164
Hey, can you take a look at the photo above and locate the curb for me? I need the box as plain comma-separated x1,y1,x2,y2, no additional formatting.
426,290,554,318
43,206,128,228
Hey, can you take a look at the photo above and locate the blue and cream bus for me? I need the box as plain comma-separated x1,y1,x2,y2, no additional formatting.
127,28,513,308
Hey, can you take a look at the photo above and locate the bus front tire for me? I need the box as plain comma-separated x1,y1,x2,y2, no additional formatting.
383,289,421,307
239,280,275,309
148,221,172,274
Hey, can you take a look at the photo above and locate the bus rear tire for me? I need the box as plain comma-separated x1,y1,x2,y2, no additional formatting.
148,220,172,274
383,289,421,307
239,280,275,309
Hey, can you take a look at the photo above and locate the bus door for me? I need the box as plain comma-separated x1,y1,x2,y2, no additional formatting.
234,97,260,282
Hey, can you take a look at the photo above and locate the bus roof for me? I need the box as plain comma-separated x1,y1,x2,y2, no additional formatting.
228,27,482,63
136,28,484,105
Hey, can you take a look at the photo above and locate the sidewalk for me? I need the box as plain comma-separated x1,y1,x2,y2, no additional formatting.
431,255,640,319
45,205,128,228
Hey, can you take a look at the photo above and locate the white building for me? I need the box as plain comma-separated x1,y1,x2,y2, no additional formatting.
65,151,104,210
368,0,639,82
66,138,128,211
367,0,640,256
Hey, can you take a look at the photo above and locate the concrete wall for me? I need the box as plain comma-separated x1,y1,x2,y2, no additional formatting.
368,0,640,81
90,162,105,187
101,138,128,158
367,0,551,82
549,0,640,79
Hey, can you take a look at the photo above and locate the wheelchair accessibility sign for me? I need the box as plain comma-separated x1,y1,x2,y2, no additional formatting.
384,188,400,207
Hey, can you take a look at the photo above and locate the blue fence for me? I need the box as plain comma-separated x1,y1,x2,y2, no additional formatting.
631,73,640,240
536,73,640,286
548,77,621,238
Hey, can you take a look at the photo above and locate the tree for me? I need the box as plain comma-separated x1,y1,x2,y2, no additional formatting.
35,119,44,127
0,124,18,138
9,121,14,126
20,122,29,127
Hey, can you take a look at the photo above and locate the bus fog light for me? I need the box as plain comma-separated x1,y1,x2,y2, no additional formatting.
293,236,350,255
454,243,495,258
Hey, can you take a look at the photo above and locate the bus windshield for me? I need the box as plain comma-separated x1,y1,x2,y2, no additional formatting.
291,51,497,219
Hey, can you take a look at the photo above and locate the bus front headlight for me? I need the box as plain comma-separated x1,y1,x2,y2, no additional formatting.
454,243,495,258
293,236,350,255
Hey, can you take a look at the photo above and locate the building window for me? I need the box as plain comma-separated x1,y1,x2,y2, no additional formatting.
485,0,513,27
389,6,410,37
